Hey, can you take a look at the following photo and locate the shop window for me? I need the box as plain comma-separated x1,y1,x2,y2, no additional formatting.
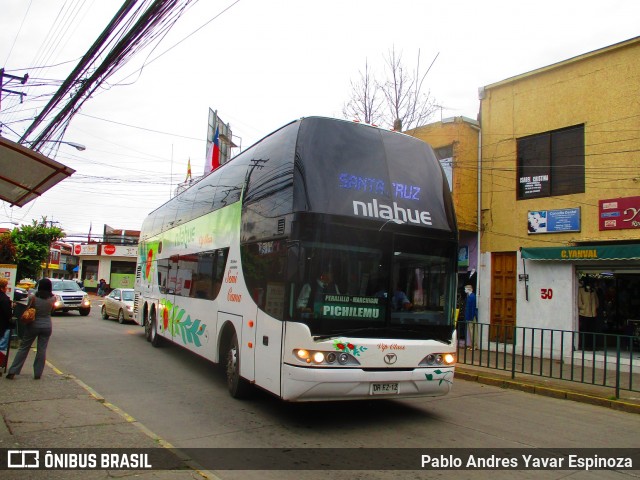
517,125,584,199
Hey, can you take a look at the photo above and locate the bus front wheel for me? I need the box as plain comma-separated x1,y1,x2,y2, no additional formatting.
226,333,251,399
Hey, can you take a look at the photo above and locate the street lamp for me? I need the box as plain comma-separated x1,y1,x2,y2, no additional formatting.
41,140,86,151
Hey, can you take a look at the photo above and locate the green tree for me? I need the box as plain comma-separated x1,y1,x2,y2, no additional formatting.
11,218,64,280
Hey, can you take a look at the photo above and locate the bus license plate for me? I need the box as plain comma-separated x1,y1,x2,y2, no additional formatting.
371,383,399,395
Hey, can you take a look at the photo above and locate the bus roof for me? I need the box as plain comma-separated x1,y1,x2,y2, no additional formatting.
143,117,457,239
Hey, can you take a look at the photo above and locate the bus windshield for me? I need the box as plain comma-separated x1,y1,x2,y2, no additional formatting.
289,220,456,340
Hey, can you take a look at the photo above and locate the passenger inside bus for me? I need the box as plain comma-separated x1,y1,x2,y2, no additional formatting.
296,269,340,316
392,286,413,311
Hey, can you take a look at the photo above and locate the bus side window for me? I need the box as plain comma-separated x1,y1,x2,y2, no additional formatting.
212,248,229,300
157,259,169,294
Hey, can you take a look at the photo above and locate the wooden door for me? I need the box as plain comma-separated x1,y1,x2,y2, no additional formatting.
490,252,517,342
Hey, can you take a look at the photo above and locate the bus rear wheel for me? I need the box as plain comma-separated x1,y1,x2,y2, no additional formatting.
226,332,251,399
149,312,163,347
144,315,152,341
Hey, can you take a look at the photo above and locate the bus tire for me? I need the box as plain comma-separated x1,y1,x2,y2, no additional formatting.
144,308,151,341
226,332,252,399
149,314,163,347
144,318,151,341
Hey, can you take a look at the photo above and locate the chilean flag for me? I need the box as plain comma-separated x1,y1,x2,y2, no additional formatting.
211,126,220,171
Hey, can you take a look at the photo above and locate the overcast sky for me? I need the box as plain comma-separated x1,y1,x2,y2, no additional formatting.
1,0,639,240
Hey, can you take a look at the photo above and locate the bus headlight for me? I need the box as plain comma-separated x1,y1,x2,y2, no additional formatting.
293,349,360,366
419,353,456,366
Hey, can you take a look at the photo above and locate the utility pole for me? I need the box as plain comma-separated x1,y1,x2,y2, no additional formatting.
0,68,29,112
44,220,60,278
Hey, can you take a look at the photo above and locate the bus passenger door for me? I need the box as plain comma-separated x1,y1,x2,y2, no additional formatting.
253,309,284,396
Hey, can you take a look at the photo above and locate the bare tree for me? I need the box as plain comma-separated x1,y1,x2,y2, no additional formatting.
380,47,439,131
343,47,439,131
342,59,384,125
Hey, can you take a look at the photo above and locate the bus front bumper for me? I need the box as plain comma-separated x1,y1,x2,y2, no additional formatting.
281,363,454,402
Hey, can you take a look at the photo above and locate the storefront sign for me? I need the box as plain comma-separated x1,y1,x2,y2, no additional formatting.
74,244,98,256
110,273,135,289
521,244,640,261
101,244,137,257
519,174,549,198
599,196,640,231
527,208,580,234
0,264,17,296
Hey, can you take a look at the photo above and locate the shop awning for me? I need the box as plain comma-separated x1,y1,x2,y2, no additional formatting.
0,136,75,207
521,244,640,261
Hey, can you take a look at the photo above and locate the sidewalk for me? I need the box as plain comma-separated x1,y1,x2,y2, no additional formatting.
0,348,638,478
0,359,215,479
456,362,640,414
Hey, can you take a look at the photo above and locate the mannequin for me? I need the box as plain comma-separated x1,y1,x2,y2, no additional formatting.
578,278,598,350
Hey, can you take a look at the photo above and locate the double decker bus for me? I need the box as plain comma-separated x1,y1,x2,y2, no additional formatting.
134,117,458,402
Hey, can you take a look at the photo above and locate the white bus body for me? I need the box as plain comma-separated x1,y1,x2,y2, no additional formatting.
135,117,458,402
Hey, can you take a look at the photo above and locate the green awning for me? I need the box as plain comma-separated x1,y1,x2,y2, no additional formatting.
521,244,640,261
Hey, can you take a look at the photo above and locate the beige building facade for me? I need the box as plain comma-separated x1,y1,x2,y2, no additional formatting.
477,36,640,341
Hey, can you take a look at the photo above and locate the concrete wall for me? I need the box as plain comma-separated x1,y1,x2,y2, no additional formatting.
406,117,479,232
515,256,576,332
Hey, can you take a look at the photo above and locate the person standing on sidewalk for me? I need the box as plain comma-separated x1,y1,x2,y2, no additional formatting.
0,278,13,369
464,284,478,350
6,278,55,380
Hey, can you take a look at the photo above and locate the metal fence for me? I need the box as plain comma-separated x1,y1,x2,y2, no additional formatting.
457,321,640,398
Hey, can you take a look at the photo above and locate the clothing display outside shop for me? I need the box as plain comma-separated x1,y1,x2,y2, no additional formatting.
578,278,599,349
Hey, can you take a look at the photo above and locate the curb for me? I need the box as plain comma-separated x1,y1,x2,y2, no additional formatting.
454,368,640,415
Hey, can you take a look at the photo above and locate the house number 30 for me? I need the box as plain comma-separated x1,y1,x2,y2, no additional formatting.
541,288,553,299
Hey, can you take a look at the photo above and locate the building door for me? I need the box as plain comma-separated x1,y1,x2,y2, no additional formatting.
490,252,517,342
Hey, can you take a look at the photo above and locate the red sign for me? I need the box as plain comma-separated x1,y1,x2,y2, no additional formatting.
599,196,640,231
74,244,81,255
103,244,116,255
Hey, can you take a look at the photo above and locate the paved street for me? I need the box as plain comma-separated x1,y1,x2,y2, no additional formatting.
20,301,637,479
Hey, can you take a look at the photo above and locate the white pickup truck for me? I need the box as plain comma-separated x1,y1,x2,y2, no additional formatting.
45,278,91,316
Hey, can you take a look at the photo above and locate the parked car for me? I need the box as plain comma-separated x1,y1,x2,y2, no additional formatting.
101,288,135,324
13,286,29,301
42,278,91,316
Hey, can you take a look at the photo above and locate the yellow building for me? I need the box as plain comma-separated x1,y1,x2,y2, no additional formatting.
478,36,640,339
406,116,480,294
